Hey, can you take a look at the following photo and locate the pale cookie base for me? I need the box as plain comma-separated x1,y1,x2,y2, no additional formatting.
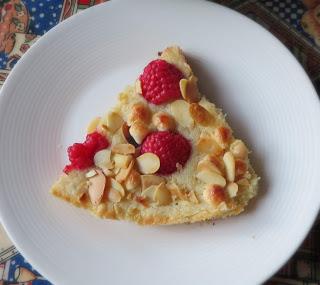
51,173,258,225
50,88,259,225
50,46,259,225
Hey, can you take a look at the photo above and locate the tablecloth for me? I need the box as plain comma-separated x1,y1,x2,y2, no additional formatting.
0,0,319,284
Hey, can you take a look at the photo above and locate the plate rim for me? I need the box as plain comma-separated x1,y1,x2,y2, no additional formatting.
0,1,319,284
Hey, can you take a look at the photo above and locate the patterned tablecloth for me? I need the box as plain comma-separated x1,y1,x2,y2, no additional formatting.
0,0,319,284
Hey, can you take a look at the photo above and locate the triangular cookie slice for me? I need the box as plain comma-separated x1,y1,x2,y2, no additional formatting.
51,46,259,225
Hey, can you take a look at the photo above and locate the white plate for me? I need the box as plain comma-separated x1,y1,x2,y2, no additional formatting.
0,1,320,284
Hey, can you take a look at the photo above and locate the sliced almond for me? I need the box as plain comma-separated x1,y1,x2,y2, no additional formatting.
230,140,248,159
110,178,125,197
88,169,106,206
113,154,133,169
171,100,194,128
141,185,157,201
136,153,160,174
214,127,232,148
218,201,228,211
179,76,201,103
197,160,222,175
152,112,176,131
236,178,250,188
112,143,135,155
226,182,238,198
129,121,149,144
94,149,113,170
196,169,226,187
135,79,142,94
111,129,127,145
126,192,134,200
102,168,114,177
125,169,141,191
235,159,248,179
128,103,151,126
134,195,148,207
141,175,165,191
196,134,223,155
204,154,225,171
223,151,235,182
113,167,121,175
166,182,187,200
108,188,122,203
115,160,134,183
160,46,192,78
85,169,98,178
121,123,131,142
203,185,226,206
104,112,124,133
189,103,214,126
154,183,172,206
188,191,199,204
87,117,101,134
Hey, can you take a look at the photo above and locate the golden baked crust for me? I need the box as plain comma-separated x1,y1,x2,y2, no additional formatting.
50,46,259,225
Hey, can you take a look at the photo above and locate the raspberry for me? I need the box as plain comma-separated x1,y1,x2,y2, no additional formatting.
84,132,109,155
139,59,184,105
141,131,191,175
64,132,109,174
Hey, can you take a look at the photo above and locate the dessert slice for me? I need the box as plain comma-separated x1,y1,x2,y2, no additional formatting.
51,46,259,225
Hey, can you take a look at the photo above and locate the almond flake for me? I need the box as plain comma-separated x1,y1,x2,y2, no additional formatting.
105,112,124,133
125,169,141,191
152,112,176,131
110,178,125,197
85,169,98,178
166,183,187,200
237,178,250,188
129,121,149,144
203,185,226,206
223,151,235,182
102,168,114,177
94,149,113,170
121,123,131,142
179,76,201,103
154,183,172,206
115,160,134,183
128,103,151,126
108,188,122,203
196,169,226,187
113,154,133,169
88,169,106,206
214,127,232,148
141,185,157,201
141,175,165,191
87,117,101,134
189,103,214,126
197,160,222,176
136,153,160,174
230,140,248,159
226,182,238,198
196,134,223,155
112,143,135,155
